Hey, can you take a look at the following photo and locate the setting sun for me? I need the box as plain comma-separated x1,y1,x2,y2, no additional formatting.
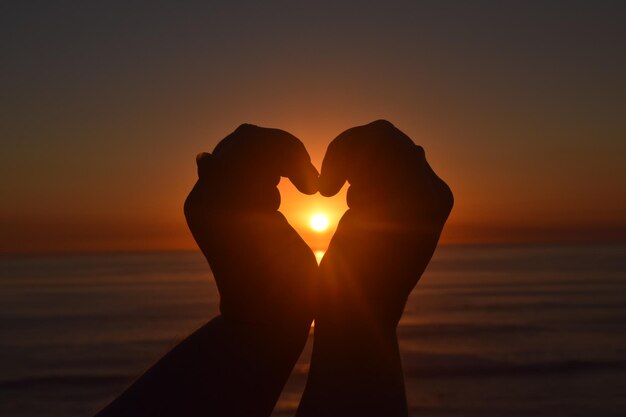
310,213,330,232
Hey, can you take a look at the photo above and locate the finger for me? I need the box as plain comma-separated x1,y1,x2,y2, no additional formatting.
213,124,318,194
318,120,418,197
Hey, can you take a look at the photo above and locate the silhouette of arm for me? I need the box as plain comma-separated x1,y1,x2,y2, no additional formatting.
297,120,453,417
95,124,318,417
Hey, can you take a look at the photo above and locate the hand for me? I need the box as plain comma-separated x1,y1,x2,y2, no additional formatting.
297,120,453,417
185,123,319,326
317,119,453,326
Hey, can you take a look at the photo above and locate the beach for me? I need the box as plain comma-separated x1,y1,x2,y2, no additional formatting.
1,244,625,416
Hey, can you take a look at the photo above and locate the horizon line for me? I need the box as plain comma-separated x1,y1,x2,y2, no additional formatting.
2,240,625,258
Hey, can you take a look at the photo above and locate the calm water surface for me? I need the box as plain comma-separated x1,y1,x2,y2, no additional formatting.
1,245,625,416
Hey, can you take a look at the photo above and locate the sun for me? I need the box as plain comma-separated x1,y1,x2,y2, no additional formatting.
310,213,330,232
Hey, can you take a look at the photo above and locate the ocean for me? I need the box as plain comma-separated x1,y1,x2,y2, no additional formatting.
1,244,625,416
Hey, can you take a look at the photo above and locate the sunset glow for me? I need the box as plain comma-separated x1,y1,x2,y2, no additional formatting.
310,213,330,232
1,2,625,255
314,250,325,264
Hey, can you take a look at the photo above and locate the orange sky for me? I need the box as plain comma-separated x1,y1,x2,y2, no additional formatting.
1,3,625,253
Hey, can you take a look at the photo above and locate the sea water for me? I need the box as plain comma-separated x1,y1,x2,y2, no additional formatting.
1,245,625,416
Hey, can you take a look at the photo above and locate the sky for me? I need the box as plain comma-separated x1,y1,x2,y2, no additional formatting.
1,1,625,253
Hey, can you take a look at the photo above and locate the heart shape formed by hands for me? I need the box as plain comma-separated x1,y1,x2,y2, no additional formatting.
192,120,452,248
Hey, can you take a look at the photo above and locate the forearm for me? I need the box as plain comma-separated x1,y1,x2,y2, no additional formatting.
298,321,408,417
95,316,231,417
97,314,309,417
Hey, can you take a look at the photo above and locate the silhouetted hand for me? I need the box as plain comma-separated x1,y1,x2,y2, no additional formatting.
185,123,319,326
96,124,318,417
297,120,453,417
